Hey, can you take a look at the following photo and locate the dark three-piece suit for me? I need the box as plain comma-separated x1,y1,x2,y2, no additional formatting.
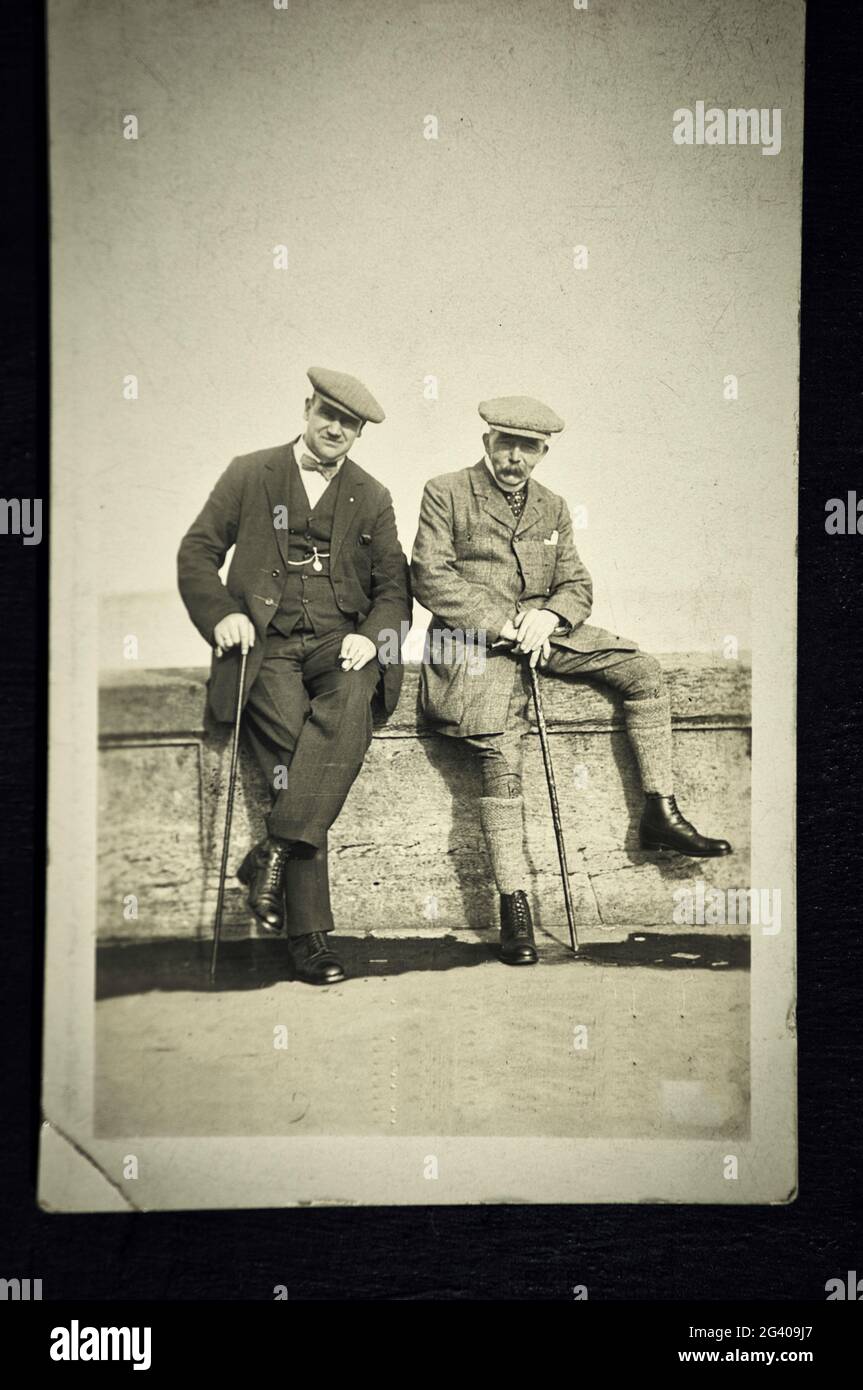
177,440,411,935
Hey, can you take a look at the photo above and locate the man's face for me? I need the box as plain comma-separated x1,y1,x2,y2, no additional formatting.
303,394,363,462
484,430,548,491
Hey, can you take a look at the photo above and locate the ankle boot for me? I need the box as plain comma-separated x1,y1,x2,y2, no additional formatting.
639,794,732,857
288,930,346,985
499,890,538,965
237,838,293,930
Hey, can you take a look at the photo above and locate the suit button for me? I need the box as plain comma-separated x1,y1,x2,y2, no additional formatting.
272,569,280,577
264,598,275,607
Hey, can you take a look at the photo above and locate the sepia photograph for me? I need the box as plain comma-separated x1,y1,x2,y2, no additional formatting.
39,0,801,1210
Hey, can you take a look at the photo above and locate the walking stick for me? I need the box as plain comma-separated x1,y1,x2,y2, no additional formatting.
210,647,249,985
528,662,579,955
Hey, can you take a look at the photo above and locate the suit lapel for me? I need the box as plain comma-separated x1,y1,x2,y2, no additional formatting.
515,483,546,536
330,456,365,564
469,459,517,531
263,442,296,570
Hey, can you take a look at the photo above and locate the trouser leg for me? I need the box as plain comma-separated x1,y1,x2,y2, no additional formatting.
242,629,377,936
269,631,380,846
282,840,335,937
243,707,335,937
242,640,308,808
244,629,379,850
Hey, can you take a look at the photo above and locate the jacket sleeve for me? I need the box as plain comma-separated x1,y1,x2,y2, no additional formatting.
177,456,249,646
356,488,412,654
544,497,593,631
410,477,512,642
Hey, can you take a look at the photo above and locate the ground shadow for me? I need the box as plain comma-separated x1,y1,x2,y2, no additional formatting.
536,930,750,970
96,930,749,999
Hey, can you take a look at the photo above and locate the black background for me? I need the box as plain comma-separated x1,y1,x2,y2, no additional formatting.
1,0,860,1303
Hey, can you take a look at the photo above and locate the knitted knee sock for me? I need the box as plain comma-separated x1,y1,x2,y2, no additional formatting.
623,692,674,795
478,796,530,895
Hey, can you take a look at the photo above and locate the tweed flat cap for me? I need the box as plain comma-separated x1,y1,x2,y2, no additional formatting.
478,396,565,439
307,367,385,424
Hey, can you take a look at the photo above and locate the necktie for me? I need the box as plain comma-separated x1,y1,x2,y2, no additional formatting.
300,454,338,478
503,486,527,521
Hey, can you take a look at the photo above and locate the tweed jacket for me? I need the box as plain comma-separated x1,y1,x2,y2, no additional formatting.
410,460,638,736
178,442,411,723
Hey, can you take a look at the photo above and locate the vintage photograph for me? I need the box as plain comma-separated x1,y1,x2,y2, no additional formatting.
39,0,801,1209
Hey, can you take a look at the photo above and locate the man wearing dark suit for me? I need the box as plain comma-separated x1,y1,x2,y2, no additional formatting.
410,396,731,966
178,367,411,984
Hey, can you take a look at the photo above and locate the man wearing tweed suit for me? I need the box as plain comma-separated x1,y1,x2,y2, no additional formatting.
410,396,731,965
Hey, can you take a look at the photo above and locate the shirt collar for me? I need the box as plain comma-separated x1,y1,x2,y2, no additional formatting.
484,452,526,496
295,432,347,472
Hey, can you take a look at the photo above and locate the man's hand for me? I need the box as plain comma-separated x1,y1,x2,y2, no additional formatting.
213,613,256,657
340,633,377,671
496,618,520,644
513,608,559,668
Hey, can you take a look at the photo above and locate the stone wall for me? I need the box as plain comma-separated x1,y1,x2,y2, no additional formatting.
98,656,751,944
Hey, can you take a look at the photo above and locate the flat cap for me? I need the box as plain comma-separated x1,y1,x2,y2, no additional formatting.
307,366,385,424
478,396,565,439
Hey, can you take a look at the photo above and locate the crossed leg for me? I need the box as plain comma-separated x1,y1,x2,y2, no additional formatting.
242,628,381,937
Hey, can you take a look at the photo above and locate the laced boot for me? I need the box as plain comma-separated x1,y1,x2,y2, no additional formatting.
289,930,346,985
237,838,293,931
639,794,732,857
499,890,538,966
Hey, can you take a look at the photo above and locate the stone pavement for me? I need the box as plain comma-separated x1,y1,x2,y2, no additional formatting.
96,932,749,1140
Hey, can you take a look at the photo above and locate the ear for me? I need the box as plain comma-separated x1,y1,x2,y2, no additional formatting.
303,395,313,420
357,422,365,437
540,441,549,461
482,430,492,455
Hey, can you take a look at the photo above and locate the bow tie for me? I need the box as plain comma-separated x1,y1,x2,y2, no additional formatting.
300,453,339,477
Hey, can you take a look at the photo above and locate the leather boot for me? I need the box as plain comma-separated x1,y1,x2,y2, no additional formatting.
499,890,538,965
639,794,732,857
236,838,293,931
288,930,346,985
